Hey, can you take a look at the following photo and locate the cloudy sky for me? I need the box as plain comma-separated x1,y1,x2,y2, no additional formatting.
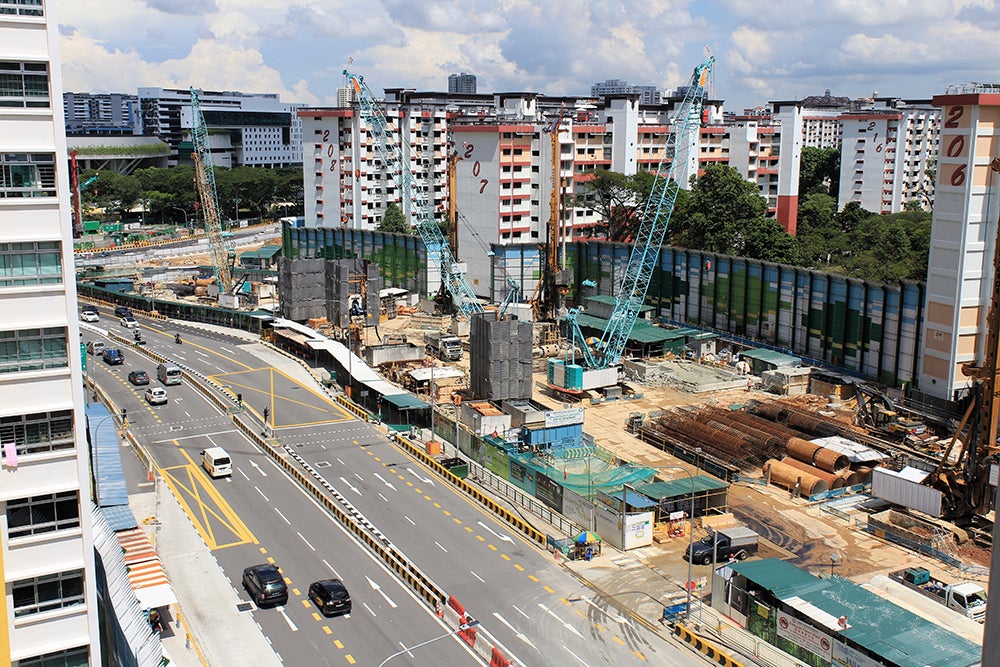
56,0,1000,111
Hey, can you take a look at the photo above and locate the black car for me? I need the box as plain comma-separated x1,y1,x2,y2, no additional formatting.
114,305,133,318
128,370,150,385
243,564,288,608
308,579,351,617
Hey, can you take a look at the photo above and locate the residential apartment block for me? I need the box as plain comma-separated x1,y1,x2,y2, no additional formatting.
62,92,140,136
137,87,303,168
1,1,102,664
837,100,940,214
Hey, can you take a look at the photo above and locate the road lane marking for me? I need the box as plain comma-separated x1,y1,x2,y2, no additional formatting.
255,486,270,502
274,508,291,525
238,467,250,481
378,493,389,502
159,449,256,549
435,541,448,552
366,576,398,608
323,559,341,578
195,350,210,358
153,429,239,443
513,605,530,619
363,602,377,617
478,521,513,543
277,607,298,632
492,612,535,646
537,603,583,637
471,570,485,583
404,516,415,525
563,646,590,665
406,467,434,486
298,532,316,551
372,472,396,490
339,476,361,494
336,458,346,466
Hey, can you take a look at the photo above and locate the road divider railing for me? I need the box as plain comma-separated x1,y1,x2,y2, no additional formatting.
226,410,446,608
672,624,746,667
390,432,546,547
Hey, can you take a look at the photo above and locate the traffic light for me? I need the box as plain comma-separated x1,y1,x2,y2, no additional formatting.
237,393,243,406
120,408,128,424
263,407,269,422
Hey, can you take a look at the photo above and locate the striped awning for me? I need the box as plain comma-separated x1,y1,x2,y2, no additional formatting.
117,527,177,609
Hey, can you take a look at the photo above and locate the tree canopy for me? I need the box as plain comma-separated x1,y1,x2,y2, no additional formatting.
799,146,840,197
569,169,655,241
377,202,409,234
81,164,303,225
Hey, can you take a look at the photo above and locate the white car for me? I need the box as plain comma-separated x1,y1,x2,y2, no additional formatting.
120,316,139,329
144,387,168,405
80,310,99,322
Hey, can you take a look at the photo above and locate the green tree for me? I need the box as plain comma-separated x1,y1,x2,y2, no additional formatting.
799,147,840,196
569,169,655,241
378,202,409,233
795,193,840,265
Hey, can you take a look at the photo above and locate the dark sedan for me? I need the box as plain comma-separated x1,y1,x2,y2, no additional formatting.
308,578,351,617
128,370,150,385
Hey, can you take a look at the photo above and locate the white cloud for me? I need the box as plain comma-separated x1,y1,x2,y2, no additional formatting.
838,33,935,65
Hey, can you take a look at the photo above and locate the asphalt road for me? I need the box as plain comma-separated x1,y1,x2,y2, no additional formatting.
83,304,700,666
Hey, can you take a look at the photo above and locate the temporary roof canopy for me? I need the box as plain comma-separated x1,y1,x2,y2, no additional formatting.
727,559,980,667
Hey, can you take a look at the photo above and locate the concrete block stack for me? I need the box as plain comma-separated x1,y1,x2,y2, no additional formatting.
278,258,326,320
470,313,533,401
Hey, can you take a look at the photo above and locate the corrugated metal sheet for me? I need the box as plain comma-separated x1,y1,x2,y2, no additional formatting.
117,527,177,609
871,467,943,517
88,404,129,507
635,475,729,499
101,505,138,532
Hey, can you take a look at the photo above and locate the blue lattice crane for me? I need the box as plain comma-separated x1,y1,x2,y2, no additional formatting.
564,55,714,372
345,70,485,318
190,88,234,295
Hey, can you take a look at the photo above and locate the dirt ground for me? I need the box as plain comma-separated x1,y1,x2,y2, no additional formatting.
132,247,992,586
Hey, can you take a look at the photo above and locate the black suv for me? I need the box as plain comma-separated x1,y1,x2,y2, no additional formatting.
308,579,352,617
243,564,288,608
114,305,133,318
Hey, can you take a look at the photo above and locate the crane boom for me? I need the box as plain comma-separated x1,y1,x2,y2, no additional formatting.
567,56,714,369
344,70,484,317
190,88,233,294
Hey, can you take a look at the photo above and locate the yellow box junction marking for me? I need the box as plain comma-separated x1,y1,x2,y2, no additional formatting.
158,447,257,549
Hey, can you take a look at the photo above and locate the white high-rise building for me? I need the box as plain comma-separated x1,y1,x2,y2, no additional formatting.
1,1,102,665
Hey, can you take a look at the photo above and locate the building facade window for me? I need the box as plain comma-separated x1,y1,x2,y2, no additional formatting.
0,241,62,286
0,153,57,197
0,0,43,16
0,410,74,455
7,490,80,538
0,61,49,108
16,647,89,667
12,569,85,617
0,326,68,372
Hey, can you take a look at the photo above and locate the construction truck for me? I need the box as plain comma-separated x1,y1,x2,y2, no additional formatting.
424,331,462,362
888,567,987,622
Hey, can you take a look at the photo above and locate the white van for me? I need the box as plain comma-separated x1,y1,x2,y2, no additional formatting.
201,447,232,478
157,363,182,386
86,340,105,356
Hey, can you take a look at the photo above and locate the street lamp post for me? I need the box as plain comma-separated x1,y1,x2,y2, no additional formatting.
661,465,697,620
168,206,189,230
830,553,839,577
377,621,480,666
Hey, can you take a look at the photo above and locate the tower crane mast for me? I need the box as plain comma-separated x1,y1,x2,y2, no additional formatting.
565,56,714,370
190,87,233,295
345,70,484,318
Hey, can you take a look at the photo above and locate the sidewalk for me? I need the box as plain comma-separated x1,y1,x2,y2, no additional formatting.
131,483,281,667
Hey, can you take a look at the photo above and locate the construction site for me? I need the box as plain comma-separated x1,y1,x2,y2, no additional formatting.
75,61,998,667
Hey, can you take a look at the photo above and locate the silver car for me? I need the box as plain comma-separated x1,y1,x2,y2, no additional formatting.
120,316,139,329
144,387,168,405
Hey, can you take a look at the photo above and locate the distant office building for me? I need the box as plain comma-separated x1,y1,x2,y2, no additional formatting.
448,73,477,94
592,79,661,105
138,87,302,167
63,92,140,135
